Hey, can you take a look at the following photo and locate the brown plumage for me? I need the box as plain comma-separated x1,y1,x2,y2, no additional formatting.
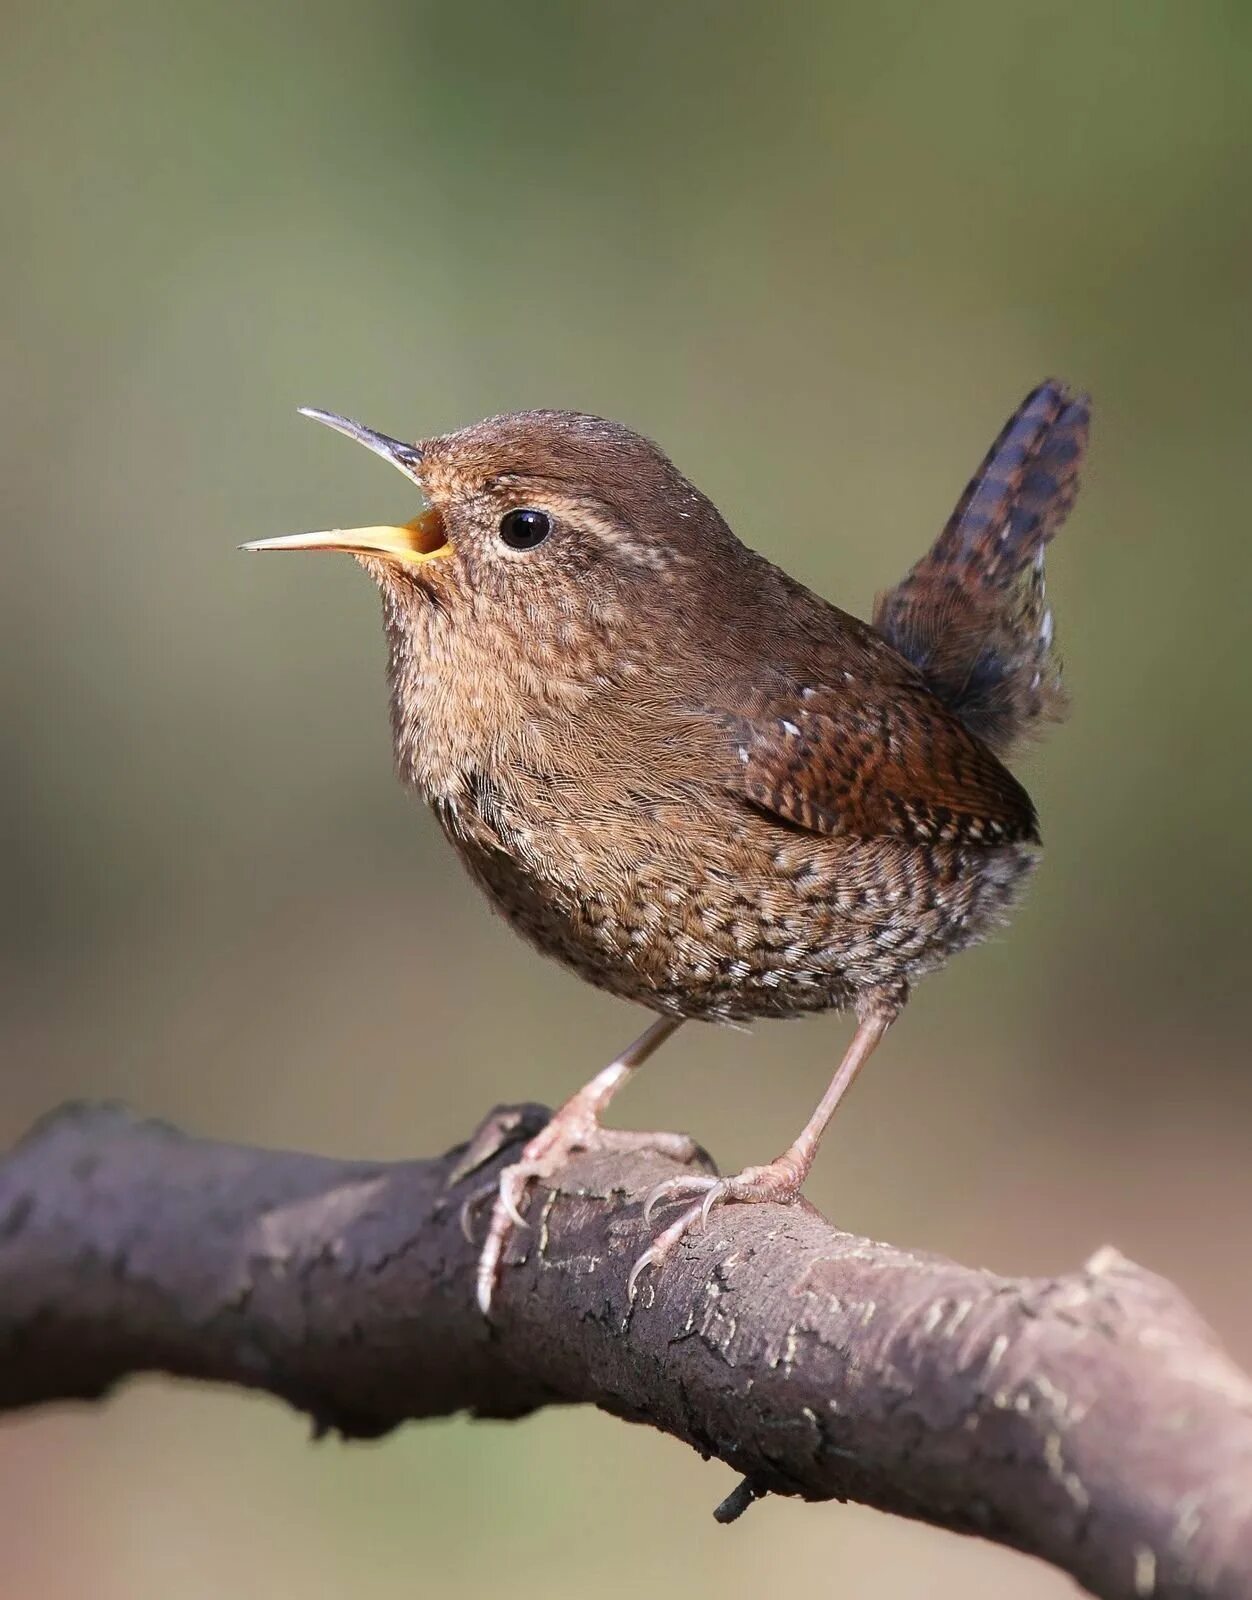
874,380,1087,756
245,379,1090,1312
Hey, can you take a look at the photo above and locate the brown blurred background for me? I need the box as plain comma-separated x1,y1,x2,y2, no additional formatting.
3,3,1251,1595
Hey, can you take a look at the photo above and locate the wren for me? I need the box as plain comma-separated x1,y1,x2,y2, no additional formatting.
245,381,1089,1312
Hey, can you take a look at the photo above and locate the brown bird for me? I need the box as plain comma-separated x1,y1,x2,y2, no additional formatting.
244,380,1089,1314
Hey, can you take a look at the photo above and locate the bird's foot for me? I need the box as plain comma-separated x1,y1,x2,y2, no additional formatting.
470,1102,700,1316
628,1156,807,1299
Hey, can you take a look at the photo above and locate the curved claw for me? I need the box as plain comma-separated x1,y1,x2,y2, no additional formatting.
700,1181,729,1228
627,1246,658,1301
641,1179,679,1227
643,1172,717,1226
460,1170,533,1250
500,1172,532,1231
629,1198,709,1301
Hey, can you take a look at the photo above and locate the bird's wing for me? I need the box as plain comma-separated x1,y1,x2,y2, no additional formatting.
704,665,1040,846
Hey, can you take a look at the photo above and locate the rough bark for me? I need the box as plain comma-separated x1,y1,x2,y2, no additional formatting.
0,1101,1249,1600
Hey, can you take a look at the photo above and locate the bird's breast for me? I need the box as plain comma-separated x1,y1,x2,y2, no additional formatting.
383,594,615,810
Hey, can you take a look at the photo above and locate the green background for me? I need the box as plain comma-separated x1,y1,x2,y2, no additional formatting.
4,4,1250,1595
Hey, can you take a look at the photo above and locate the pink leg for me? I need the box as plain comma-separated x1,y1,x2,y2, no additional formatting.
476,1015,690,1314
629,1009,893,1298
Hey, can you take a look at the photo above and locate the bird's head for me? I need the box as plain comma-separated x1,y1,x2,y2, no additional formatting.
245,408,740,674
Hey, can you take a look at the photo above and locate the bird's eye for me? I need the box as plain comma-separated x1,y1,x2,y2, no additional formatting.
498,507,551,551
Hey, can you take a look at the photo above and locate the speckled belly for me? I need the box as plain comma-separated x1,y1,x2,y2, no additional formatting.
438,797,1039,1023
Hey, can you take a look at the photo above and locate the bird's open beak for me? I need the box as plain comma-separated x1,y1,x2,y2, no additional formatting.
241,510,448,563
241,408,450,566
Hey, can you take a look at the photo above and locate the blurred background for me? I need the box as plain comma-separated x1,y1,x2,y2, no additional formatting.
3,2,1251,1595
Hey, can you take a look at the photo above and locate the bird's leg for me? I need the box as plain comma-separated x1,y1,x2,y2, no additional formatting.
475,1014,691,1314
629,1009,893,1297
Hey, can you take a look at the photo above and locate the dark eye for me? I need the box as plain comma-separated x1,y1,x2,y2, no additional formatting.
498,507,551,550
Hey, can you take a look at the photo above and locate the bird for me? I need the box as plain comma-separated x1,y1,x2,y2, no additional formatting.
244,379,1089,1315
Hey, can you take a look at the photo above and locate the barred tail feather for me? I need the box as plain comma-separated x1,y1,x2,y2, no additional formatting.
874,380,1090,758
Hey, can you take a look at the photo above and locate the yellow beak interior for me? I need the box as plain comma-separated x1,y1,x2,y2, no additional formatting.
242,507,449,565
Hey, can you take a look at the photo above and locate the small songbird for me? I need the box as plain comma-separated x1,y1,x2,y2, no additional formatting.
245,381,1089,1313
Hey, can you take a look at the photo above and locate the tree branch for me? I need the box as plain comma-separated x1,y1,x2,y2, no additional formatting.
1,1102,1249,1599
